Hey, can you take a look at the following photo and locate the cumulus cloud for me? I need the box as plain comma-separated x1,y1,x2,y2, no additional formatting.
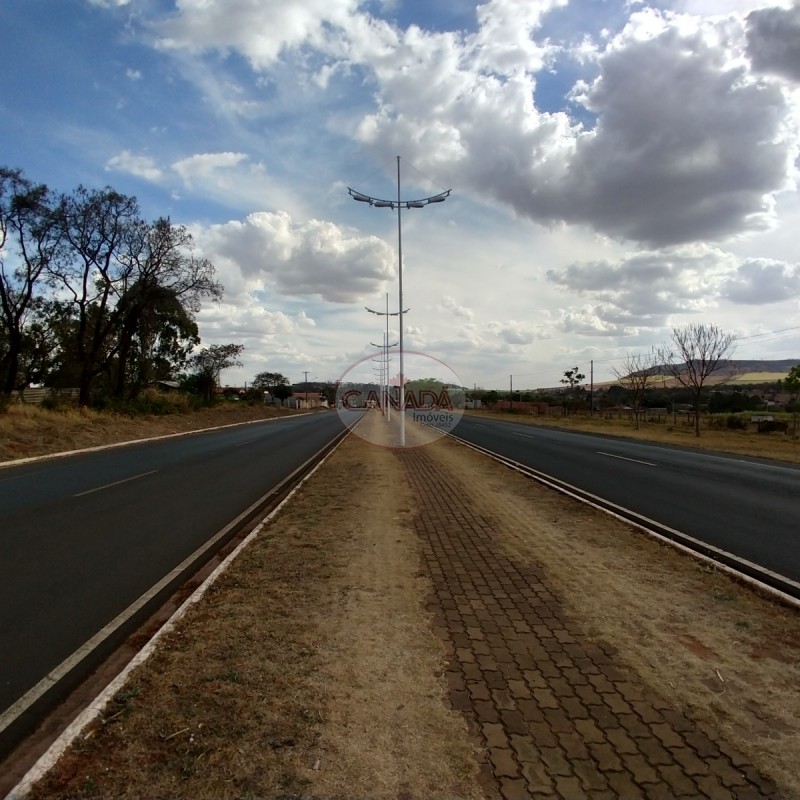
552,13,792,245
137,0,800,251
437,295,474,320
196,211,395,303
555,306,633,337
487,319,538,345
721,258,800,303
353,5,795,247
171,152,249,185
547,246,736,327
746,3,800,81
155,0,359,68
105,150,163,181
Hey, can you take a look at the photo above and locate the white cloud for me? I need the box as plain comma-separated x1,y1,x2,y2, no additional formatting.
171,152,249,185
196,211,395,304
547,245,738,327
105,150,163,181
155,0,360,69
347,5,797,249
487,319,538,345
546,10,795,245
438,295,474,320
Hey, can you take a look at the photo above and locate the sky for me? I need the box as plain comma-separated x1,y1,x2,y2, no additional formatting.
2,0,799,391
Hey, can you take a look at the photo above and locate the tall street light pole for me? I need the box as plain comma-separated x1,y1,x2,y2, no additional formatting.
349,157,450,446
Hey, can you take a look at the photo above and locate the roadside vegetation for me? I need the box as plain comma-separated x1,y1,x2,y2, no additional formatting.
0,394,299,463
467,407,800,464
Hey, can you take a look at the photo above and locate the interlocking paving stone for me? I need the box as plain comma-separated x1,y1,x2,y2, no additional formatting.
400,447,780,800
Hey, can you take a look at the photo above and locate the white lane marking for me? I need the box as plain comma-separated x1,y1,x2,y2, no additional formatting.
598,451,658,467
513,432,539,438
74,470,159,497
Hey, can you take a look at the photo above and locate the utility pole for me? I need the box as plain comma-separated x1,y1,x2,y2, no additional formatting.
590,360,594,415
510,374,513,411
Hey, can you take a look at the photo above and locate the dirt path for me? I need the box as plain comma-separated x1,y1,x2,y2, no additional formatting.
15,414,800,799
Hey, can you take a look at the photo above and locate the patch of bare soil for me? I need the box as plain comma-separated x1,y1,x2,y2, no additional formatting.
12,412,800,798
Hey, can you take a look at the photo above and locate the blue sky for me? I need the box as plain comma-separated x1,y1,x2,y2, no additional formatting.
2,0,799,390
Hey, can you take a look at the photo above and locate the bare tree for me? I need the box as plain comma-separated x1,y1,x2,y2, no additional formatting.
611,350,659,430
657,323,736,436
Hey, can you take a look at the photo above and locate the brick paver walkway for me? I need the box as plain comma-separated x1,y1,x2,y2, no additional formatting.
400,447,779,800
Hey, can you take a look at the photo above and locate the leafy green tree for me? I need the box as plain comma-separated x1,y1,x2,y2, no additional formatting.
560,366,586,393
0,167,62,394
49,186,140,405
272,383,293,403
111,218,221,398
252,371,290,394
780,365,800,438
190,343,244,403
560,366,586,414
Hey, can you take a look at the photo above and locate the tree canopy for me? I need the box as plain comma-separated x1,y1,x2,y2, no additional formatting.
0,167,224,405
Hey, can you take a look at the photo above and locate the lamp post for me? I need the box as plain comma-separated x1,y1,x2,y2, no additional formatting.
366,292,405,422
349,156,450,446
370,333,398,418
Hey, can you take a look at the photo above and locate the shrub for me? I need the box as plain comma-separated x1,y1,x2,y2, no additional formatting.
40,391,78,412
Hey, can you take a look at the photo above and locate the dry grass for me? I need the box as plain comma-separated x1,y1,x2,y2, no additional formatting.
469,408,800,463
0,402,299,464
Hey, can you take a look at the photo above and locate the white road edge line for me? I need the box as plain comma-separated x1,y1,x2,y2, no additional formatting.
597,451,658,467
73,470,159,497
3,433,349,800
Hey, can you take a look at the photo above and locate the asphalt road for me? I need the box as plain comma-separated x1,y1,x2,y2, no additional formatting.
453,415,800,585
0,411,346,722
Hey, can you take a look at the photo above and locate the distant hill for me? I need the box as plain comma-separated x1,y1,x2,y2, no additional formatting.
652,359,797,387
587,359,798,391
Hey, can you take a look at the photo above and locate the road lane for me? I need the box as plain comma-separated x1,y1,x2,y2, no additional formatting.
454,416,800,584
0,412,346,726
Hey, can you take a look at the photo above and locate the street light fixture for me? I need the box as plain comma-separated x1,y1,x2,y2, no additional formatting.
349,156,450,446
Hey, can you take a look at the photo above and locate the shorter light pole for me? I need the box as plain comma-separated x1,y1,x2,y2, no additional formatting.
371,333,398,419
366,292,406,423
